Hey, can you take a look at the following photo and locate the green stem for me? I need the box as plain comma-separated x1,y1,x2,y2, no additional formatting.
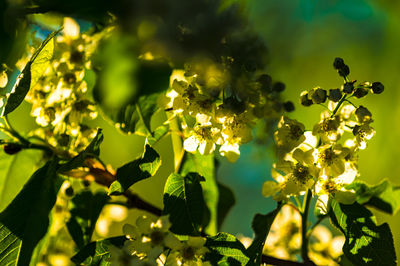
307,215,328,238
3,116,29,145
166,113,184,172
301,190,314,265
344,99,357,108
330,95,347,118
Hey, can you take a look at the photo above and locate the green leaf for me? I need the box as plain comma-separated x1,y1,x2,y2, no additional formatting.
108,144,161,195
71,236,126,265
58,128,103,172
115,93,160,135
163,172,207,235
246,204,281,265
2,29,59,116
0,149,43,211
67,190,109,249
329,199,396,266
0,159,63,266
205,232,250,265
347,179,400,214
146,124,169,146
180,152,218,235
217,182,235,230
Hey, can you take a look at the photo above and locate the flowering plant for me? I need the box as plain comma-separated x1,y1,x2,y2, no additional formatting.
0,2,398,266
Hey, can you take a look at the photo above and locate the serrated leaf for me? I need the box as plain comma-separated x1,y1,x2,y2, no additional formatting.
115,93,160,135
67,190,109,249
2,29,59,116
246,204,281,265
163,172,206,235
217,182,235,230
180,152,217,235
329,199,396,266
58,129,103,172
108,144,161,195
0,149,43,211
347,179,400,214
146,124,169,146
205,232,250,265
0,159,63,266
71,236,126,265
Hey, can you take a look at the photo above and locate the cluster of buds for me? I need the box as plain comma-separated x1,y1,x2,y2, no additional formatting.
263,58,382,207
300,58,384,107
163,62,292,162
24,18,104,154
110,215,209,265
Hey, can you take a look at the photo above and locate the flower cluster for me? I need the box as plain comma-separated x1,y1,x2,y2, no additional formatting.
263,58,383,206
110,215,210,266
24,18,105,154
163,63,292,162
260,205,344,265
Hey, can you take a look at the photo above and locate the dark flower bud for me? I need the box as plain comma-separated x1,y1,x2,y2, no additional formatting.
343,82,354,94
352,125,360,136
371,82,384,94
338,65,350,77
311,88,327,104
58,134,70,147
3,143,22,155
70,50,84,65
355,106,372,123
65,186,74,197
353,87,368,98
333,58,345,70
63,73,76,84
223,96,245,114
328,89,342,102
272,82,285,92
283,101,295,112
257,74,272,92
83,180,91,187
300,93,313,106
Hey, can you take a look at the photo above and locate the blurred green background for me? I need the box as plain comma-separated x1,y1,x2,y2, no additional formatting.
3,0,400,261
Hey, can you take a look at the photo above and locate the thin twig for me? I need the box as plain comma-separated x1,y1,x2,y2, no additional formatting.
261,254,309,265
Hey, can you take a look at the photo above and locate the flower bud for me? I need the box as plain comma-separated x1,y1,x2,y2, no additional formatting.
371,82,384,94
353,87,368,98
311,88,327,104
338,64,350,77
222,96,245,114
355,106,372,123
3,143,22,155
333,57,345,70
300,92,313,106
83,180,91,187
328,89,342,102
63,72,76,84
65,186,74,197
283,101,295,112
272,82,285,92
257,74,272,92
342,82,354,94
352,125,360,136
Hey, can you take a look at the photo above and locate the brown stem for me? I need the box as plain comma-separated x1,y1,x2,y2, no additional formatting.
124,190,162,216
261,255,310,266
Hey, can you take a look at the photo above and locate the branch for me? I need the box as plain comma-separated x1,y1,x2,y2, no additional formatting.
83,161,163,216
124,191,162,216
261,255,309,266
